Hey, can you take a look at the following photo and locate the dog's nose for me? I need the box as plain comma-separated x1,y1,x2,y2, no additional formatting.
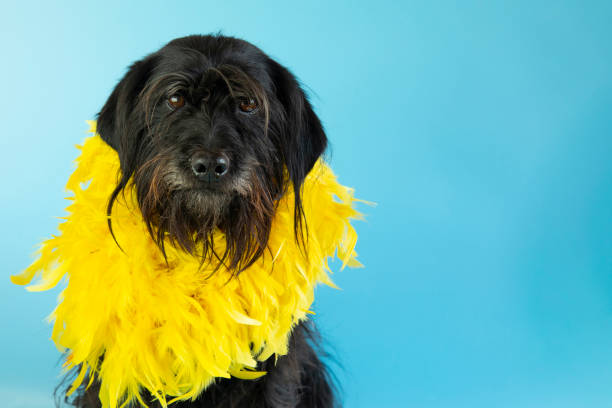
190,152,230,180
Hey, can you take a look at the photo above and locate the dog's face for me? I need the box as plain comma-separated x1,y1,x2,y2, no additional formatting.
98,35,327,271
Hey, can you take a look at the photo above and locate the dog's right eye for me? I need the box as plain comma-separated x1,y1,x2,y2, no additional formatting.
238,98,258,113
168,94,185,109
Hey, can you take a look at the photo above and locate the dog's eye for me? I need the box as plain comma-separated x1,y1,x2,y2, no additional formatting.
238,98,257,113
168,94,185,109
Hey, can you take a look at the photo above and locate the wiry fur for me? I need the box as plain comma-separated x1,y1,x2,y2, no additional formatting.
99,35,327,273
59,34,338,407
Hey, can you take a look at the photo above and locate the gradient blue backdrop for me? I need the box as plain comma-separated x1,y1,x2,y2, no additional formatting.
2,1,612,407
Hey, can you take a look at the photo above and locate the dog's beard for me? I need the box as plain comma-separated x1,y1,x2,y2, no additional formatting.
131,151,278,273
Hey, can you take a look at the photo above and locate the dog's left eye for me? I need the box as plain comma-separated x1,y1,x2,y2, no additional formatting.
168,94,185,109
238,98,258,113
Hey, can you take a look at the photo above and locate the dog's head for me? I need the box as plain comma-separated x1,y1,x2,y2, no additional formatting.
97,34,327,272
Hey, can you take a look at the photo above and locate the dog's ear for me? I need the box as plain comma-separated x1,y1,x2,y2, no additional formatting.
96,56,158,248
97,56,156,151
268,59,328,244
268,59,328,189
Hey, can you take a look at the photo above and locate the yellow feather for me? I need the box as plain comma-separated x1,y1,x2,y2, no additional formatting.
12,122,362,407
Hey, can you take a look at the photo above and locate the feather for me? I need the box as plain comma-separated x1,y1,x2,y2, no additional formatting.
11,121,363,408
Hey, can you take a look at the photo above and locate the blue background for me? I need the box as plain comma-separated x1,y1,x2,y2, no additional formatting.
2,1,612,407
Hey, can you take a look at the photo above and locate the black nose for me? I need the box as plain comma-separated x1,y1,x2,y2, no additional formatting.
190,152,230,180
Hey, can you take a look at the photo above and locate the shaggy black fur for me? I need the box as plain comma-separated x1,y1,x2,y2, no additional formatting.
99,34,327,273
58,34,338,407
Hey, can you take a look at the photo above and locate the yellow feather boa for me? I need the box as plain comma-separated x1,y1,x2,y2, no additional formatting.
12,122,361,408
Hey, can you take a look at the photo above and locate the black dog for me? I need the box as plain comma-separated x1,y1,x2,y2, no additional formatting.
60,35,338,407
